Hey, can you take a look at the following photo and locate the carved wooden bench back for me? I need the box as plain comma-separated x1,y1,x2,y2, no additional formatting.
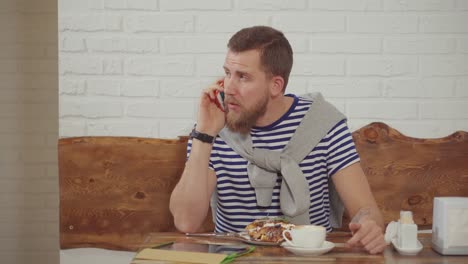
59,123,468,250
58,136,213,251
349,122,468,228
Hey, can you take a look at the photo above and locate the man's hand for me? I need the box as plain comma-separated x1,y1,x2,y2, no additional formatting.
332,164,387,254
346,217,387,254
196,78,226,136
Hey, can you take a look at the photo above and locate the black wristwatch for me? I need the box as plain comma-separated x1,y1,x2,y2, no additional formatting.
190,129,215,144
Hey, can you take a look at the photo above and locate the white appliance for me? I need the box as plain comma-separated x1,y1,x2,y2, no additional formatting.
432,197,468,255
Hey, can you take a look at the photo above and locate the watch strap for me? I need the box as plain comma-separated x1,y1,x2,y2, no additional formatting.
190,129,215,144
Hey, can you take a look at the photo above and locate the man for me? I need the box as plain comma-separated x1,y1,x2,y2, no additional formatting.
169,26,386,254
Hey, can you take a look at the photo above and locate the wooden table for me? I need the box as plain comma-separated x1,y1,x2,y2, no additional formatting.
131,232,467,264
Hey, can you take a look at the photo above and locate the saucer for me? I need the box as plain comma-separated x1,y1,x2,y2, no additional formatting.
391,238,423,256
282,241,335,256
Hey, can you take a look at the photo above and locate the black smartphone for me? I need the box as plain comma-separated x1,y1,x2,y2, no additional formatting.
211,90,225,112
215,91,225,111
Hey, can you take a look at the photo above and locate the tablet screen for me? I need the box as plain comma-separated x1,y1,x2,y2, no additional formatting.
154,242,251,255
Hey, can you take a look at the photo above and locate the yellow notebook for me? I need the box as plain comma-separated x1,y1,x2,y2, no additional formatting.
132,242,255,264
133,248,227,264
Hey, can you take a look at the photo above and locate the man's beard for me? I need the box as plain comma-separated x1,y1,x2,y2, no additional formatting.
225,96,269,134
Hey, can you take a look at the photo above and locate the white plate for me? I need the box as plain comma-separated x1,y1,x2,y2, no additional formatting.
282,241,335,256
391,238,423,256
185,232,283,246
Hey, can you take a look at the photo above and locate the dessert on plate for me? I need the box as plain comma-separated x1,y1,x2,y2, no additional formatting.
245,218,295,243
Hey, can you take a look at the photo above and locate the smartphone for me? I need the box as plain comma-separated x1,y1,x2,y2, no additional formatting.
214,90,225,111
212,80,225,112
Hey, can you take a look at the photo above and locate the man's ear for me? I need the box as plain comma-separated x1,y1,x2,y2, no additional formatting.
270,76,285,97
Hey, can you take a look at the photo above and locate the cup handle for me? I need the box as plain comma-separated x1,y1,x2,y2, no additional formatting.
282,230,294,246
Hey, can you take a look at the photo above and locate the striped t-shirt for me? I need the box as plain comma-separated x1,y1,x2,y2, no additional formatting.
187,94,360,233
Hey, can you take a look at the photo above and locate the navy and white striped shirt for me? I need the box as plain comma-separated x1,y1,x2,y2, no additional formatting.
187,94,360,233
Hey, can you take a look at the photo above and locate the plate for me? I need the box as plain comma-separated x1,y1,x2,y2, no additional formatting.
282,241,335,256
391,238,423,255
185,232,283,246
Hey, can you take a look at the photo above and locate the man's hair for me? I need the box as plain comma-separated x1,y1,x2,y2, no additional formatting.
227,26,293,92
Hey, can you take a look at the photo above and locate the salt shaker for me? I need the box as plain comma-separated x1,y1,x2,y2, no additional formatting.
398,211,418,248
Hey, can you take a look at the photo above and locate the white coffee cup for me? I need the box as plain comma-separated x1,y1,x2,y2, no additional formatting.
282,225,326,248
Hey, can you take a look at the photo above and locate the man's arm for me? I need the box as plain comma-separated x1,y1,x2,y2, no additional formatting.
169,139,217,233
332,162,386,254
170,80,225,233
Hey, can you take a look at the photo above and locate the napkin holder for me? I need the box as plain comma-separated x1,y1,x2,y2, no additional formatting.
432,197,468,255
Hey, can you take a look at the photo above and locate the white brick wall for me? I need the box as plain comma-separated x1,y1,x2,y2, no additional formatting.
1,0,58,263
59,0,468,142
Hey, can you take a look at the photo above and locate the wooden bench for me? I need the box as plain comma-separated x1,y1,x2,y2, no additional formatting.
342,123,468,229
58,122,468,251
59,136,214,251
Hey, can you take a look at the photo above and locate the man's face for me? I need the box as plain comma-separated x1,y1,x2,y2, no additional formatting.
223,49,271,134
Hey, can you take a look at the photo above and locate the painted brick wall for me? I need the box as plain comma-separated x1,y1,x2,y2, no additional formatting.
59,0,468,139
0,0,59,263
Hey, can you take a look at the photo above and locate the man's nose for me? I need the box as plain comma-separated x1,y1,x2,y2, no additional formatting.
223,77,236,95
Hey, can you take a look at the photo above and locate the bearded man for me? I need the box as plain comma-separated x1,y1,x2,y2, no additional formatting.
170,26,387,254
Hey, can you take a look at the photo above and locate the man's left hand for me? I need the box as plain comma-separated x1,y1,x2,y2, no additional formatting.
346,218,387,254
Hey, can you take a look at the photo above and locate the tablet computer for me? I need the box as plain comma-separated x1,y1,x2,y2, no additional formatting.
153,241,252,255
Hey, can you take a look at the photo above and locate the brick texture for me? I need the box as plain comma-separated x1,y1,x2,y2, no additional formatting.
56,1,468,142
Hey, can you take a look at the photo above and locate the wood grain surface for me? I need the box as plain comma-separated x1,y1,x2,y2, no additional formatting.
59,136,214,250
59,123,468,250
345,122,468,229
133,232,468,264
